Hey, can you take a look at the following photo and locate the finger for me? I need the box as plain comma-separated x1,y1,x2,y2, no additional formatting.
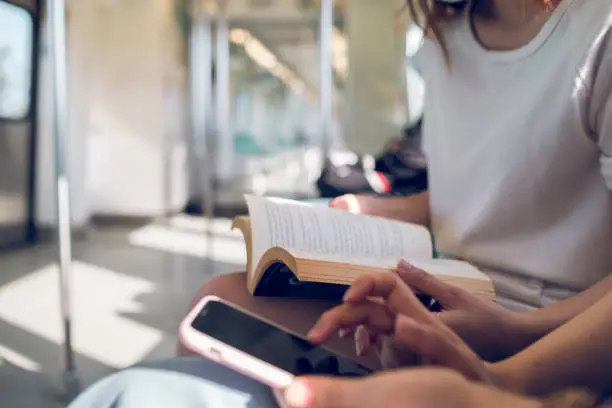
329,195,361,214
437,310,469,334
355,328,383,360
342,274,382,303
284,377,362,408
343,273,433,322
354,325,371,357
394,315,491,383
397,259,468,309
309,302,394,343
394,315,460,361
378,336,421,368
373,333,384,355
308,302,394,343
376,336,398,369
284,378,316,408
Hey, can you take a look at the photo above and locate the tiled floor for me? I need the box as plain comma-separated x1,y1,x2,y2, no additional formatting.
0,216,245,408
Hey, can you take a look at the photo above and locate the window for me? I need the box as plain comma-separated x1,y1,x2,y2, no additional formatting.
0,1,33,120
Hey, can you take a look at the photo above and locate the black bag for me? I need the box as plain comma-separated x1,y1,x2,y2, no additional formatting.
316,120,427,198
375,119,428,195
316,155,392,198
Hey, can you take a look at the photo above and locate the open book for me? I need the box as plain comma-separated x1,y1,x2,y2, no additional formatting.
232,195,495,302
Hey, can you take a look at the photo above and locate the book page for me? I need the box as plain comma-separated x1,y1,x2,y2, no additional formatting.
245,195,433,269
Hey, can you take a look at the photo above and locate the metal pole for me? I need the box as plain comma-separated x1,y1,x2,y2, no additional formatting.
215,15,231,186
189,1,215,236
319,0,334,159
46,0,80,397
201,15,215,225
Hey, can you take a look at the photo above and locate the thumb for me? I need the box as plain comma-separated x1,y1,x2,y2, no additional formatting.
284,377,363,408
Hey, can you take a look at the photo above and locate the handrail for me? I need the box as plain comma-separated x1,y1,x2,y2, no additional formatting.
46,0,81,398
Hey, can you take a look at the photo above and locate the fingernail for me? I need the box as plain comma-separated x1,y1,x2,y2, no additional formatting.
397,258,414,273
285,380,313,408
338,328,349,338
397,258,413,270
307,326,323,341
355,335,365,356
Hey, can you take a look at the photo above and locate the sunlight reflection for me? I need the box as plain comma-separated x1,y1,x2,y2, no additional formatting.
0,262,165,369
168,215,240,239
128,224,247,266
0,344,41,372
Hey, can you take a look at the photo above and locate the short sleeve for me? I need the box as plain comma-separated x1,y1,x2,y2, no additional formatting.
590,24,612,188
598,94,612,189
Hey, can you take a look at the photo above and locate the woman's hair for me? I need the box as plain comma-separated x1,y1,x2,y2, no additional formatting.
403,0,554,59
402,1,468,59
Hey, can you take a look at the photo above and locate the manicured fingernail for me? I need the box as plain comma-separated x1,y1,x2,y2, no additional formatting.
398,258,413,271
355,335,365,356
285,380,313,408
397,259,417,276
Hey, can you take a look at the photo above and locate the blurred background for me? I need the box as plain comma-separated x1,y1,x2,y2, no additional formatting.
0,0,425,406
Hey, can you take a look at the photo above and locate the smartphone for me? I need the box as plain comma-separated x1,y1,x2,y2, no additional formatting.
179,296,373,390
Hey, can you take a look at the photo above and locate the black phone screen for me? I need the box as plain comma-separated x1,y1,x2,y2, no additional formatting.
190,300,372,377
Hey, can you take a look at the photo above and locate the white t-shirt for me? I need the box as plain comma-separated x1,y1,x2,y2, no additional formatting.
418,0,612,310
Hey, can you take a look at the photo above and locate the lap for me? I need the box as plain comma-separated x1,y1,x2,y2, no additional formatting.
179,272,380,369
69,357,279,408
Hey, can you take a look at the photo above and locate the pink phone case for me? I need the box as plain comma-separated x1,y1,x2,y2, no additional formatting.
273,388,290,408
179,296,296,390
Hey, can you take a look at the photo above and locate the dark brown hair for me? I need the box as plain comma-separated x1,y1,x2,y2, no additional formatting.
402,0,468,59
403,0,555,59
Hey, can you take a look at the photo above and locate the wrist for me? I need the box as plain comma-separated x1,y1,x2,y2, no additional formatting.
485,310,537,361
518,310,561,345
498,311,552,359
488,360,528,394
485,312,539,392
